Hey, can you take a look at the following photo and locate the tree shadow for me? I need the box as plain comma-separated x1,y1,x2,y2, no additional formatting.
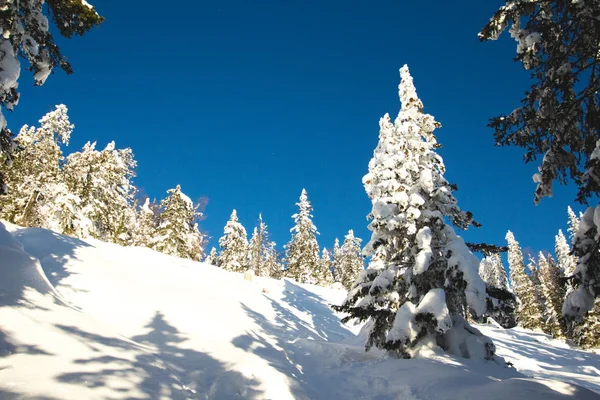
11,227,92,289
55,311,263,399
488,327,600,394
231,281,360,399
0,224,92,309
0,330,53,358
279,279,353,342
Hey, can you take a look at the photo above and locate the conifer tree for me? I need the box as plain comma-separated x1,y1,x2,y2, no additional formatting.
335,230,364,290
506,231,543,330
63,141,137,240
264,241,283,279
0,1,103,191
218,209,249,272
205,247,218,266
573,300,600,348
480,253,516,328
0,105,73,227
567,206,581,242
319,248,335,287
555,229,576,278
153,185,204,260
333,66,492,359
133,198,158,248
331,238,342,283
284,189,321,284
248,214,272,276
538,253,567,337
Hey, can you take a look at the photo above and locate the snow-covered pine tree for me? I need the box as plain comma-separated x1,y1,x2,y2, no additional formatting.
479,252,516,328
333,66,492,359
479,256,497,287
248,214,272,276
218,209,249,272
318,248,335,287
63,141,137,241
331,238,342,283
153,185,204,260
0,105,73,227
133,198,158,248
335,230,364,290
567,206,581,242
506,232,543,331
264,241,283,279
563,206,600,320
555,229,576,278
0,1,103,192
573,299,600,348
205,247,218,266
283,189,321,284
538,252,567,337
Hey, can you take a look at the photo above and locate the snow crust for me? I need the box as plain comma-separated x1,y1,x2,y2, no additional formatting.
0,222,600,399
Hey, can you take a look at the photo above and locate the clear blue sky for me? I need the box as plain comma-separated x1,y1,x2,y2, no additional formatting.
9,0,584,258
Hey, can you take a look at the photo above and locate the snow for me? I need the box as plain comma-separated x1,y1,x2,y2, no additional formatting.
1,221,600,399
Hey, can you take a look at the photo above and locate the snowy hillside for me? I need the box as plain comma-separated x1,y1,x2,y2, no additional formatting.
1,221,600,400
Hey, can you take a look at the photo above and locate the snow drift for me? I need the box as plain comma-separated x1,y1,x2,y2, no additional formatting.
1,221,600,399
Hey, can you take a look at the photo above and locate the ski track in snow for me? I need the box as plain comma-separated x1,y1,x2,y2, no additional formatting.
1,221,600,399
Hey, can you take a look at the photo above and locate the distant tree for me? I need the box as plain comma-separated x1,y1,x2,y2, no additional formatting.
506,231,543,330
333,66,492,359
133,198,158,248
264,241,283,279
479,253,516,328
0,0,103,192
555,229,576,278
63,141,136,241
331,238,342,283
0,105,73,227
538,253,567,337
567,206,581,242
248,214,273,277
204,247,218,266
218,209,249,272
153,185,204,260
318,248,335,287
283,189,321,284
335,230,364,290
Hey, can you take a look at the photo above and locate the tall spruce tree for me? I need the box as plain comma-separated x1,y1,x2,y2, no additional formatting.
218,209,249,272
335,230,364,290
284,189,321,284
538,253,567,337
153,185,204,260
506,231,543,330
0,1,103,192
333,66,492,359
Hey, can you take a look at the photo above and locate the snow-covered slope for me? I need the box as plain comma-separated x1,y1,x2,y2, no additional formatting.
1,221,599,399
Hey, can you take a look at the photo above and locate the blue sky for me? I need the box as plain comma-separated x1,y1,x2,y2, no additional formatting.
9,0,584,258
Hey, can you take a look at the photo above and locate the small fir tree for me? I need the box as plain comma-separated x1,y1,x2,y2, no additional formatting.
205,247,218,266
283,189,321,284
506,231,543,330
153,185,204,260
218,209,249,272
319,248,335,287
538,253,567,337
336,230,364,290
